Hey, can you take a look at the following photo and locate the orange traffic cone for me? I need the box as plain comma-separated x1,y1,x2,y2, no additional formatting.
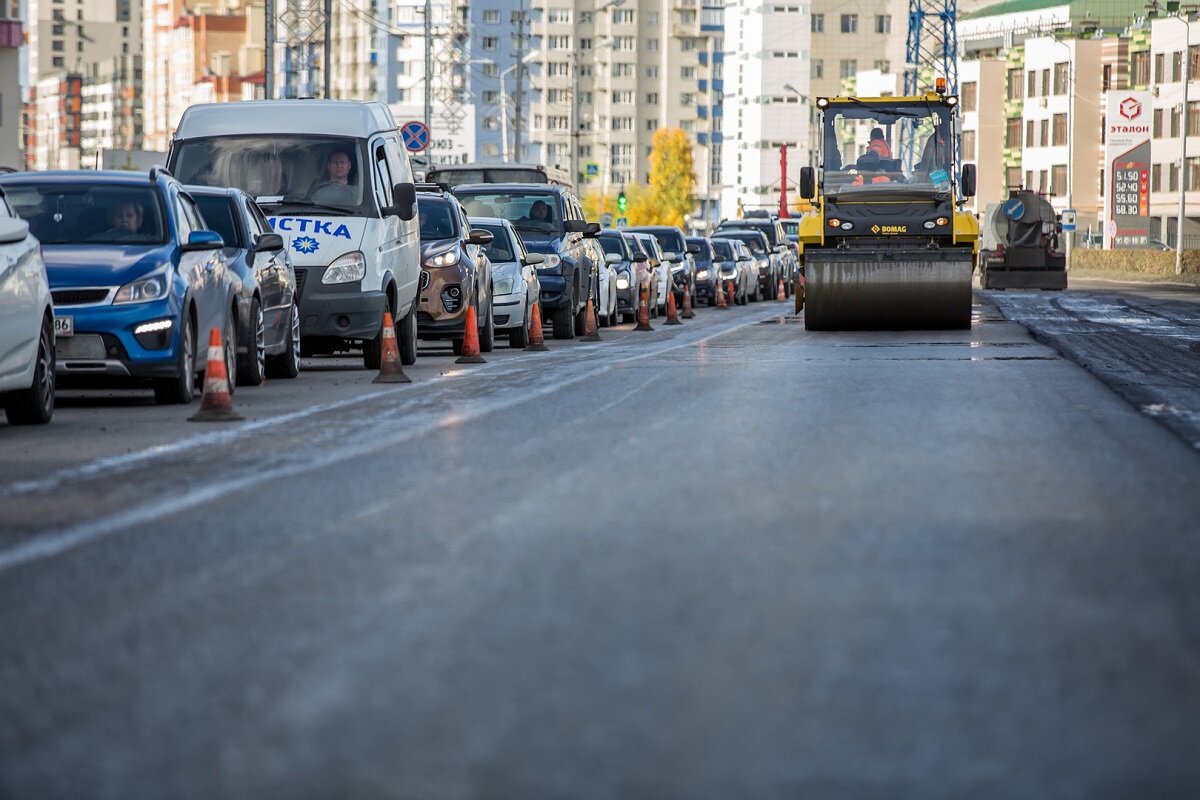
189,327,243,422
777,277,787,302
525,301,549,351
634,280,654,331
716,279,728,308
373,311,411,384
665,286,682,325
581,294,602,341
681,285,695,319
455,304,486,364
727,281,737,307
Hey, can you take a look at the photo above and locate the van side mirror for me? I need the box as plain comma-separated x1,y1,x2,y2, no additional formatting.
686,244,701,254
961,164,977,198
390,182,417,220
799,166,815,200
254,232,285,253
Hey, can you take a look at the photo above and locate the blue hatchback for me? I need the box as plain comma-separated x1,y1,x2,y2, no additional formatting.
0,169,236,404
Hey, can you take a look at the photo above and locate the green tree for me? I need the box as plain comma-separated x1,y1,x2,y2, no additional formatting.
635,128,696,228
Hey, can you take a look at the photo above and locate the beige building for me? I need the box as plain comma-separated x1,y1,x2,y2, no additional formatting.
1,9,21,167
809,0,905,100
958,57,1006,214
24,0,140,91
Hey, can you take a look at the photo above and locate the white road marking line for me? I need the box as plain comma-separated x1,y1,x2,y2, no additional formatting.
0,307,782,573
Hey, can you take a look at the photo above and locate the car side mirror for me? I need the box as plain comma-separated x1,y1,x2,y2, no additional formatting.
800,166,815,200
564,219,588,233
584,222,602,237
632,252,648,262
390,182,417,220
605,252,622,264
468,228,494,246
254,232,285,253
0,217,29,244
522,252,545,266
182,230,225,251
738,254,751,262
687,245,701,255
961,163,977,198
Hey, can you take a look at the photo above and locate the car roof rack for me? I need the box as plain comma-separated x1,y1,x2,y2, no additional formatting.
415,182,447,193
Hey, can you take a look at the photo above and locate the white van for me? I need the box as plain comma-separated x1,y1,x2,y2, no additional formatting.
168,100,420,368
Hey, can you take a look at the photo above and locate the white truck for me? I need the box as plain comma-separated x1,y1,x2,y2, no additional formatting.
168,100,421,368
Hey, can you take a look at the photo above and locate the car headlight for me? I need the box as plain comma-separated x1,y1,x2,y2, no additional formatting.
695,269,710,280
424,248,459,268
616,276,630,289
114,268,169,304
322,251,366,284
493,276,515,295
720,270,737,279
670,264,686,273
537,253,561,268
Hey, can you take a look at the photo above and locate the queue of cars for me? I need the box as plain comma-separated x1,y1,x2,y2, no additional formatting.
1,99,806,427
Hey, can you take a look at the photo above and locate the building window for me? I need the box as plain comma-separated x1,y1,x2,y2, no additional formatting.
1103,64,1113,92
548,35,571,50
811,59,823,79
1052,164,1067,195
811,13,823,32
1006,166,1022,188
482,116,499,130
962,81,976,111
1006,68,1023,100
52,39,64,51
1152,163,1162,192
1173,105,1182,138
875,14,890,33
549,115,569,130
613,35,636,50
681,93,694,106
1006,117,1022,148
646,66,658,78
482,36,498,51
613,8,635,23
1189,156,1200,190
648,38,659,51
1170,161,1179,191
962,129,976,155
482,62,498,77
52,56,64,67
483,9,499,23
1190,100,1200,133
840,14,857,33
1052,113,1067,146
1027,71,1037,97
681,66,695,79
1053,62,1069,95
1025,120,1035,147
547,7,571,23
1191,45,1200,81
646,92,658,104
1174,50,1184,83
613,63,633,77
547,88,568,103
646,118,658,131
839,59,856,79
612,116,633,130
1040,119,1049,146
548,61,569,77
483,143,500,157
580,38,592,49
1132,51,1150,86
52,23,63,34
873,60,890,73
483,90,498,104
1155,52,1166,83
1025,170,1035,189
1154,107,1164,138
682,39,695,51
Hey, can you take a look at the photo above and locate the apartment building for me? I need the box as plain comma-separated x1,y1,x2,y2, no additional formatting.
808,0,903,100
958,58,1006,213
80,53,142,165
1,1,20,167
720,0,808,217
529,0,715,194
1147,16,1200,245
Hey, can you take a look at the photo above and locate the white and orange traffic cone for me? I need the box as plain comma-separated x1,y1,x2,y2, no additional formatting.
581,293,602,341
777,277,787,302
665,286,682,325
525,301,549,352
455,304,486,364
634,281,654,332
681,285,695,319
716,279,728,309
373,311,411,384
189,327,243,422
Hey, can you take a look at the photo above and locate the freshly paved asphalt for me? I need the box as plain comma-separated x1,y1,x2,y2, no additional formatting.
2,291,1199,799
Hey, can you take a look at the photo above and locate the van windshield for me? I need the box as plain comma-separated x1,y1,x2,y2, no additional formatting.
171,135,376,217
454,191,565,236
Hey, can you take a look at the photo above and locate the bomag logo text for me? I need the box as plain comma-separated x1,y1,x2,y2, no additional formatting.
871,224,908,235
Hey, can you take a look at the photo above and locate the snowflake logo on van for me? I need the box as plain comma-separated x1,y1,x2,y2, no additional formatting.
293,236,320,254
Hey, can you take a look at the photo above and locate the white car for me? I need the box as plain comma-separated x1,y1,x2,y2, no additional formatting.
470,216,543,348
627,231,671,315
590,237,618,327
0,193,55,425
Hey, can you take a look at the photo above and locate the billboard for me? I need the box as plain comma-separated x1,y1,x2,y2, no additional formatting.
1103,92,1151,249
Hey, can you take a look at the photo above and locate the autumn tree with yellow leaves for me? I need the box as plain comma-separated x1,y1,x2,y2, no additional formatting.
581,129,696,228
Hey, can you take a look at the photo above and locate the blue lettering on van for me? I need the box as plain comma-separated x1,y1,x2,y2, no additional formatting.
268,217,353,239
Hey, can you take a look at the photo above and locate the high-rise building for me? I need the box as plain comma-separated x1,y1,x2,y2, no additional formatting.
80,53,143,166
1,1,21,167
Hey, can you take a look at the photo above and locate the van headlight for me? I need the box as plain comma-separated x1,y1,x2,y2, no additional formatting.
114,268,169,304
322,251,366,284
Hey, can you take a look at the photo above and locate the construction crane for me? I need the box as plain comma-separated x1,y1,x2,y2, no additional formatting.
904,0,960,96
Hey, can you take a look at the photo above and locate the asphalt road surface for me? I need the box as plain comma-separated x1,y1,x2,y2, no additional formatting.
3,290,1200,799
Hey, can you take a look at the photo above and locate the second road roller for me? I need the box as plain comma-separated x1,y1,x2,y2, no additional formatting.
796,82,979,330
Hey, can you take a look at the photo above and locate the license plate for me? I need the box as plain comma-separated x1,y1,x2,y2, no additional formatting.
53,316,74,338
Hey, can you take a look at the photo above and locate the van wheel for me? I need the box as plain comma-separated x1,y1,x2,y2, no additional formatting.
5,314,55,425
398,301,418,366
363,312,383,370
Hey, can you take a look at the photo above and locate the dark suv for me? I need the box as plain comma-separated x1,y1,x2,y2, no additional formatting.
454,183,599,339
416,188,495,355
715,217,789,298
624,225,698,306
685,236,717,305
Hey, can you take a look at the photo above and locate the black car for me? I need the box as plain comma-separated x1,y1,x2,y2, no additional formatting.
416,188,495,355
454,183,599,340
624,225,698,306
598,230,645,322
686,236,718,305
189,186,301,384
715,229,772,302
715,217,788,298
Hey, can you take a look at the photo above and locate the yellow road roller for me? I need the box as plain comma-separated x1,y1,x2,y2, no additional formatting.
797,86,979,330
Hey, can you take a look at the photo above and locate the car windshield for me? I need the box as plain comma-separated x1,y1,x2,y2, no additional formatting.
649,230,685,254
3,184,168,245
717,221,778,247
599,235,627,257
780,220,800,236
417,197,459,241
821,99,954,198
455,191,564,235
193,195,242,249
687,240,712,264
711,240,733,260
171,135,374,216
476,224,516,262
725,234,766,254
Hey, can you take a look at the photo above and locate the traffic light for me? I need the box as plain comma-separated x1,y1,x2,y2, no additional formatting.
617,190,627,213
